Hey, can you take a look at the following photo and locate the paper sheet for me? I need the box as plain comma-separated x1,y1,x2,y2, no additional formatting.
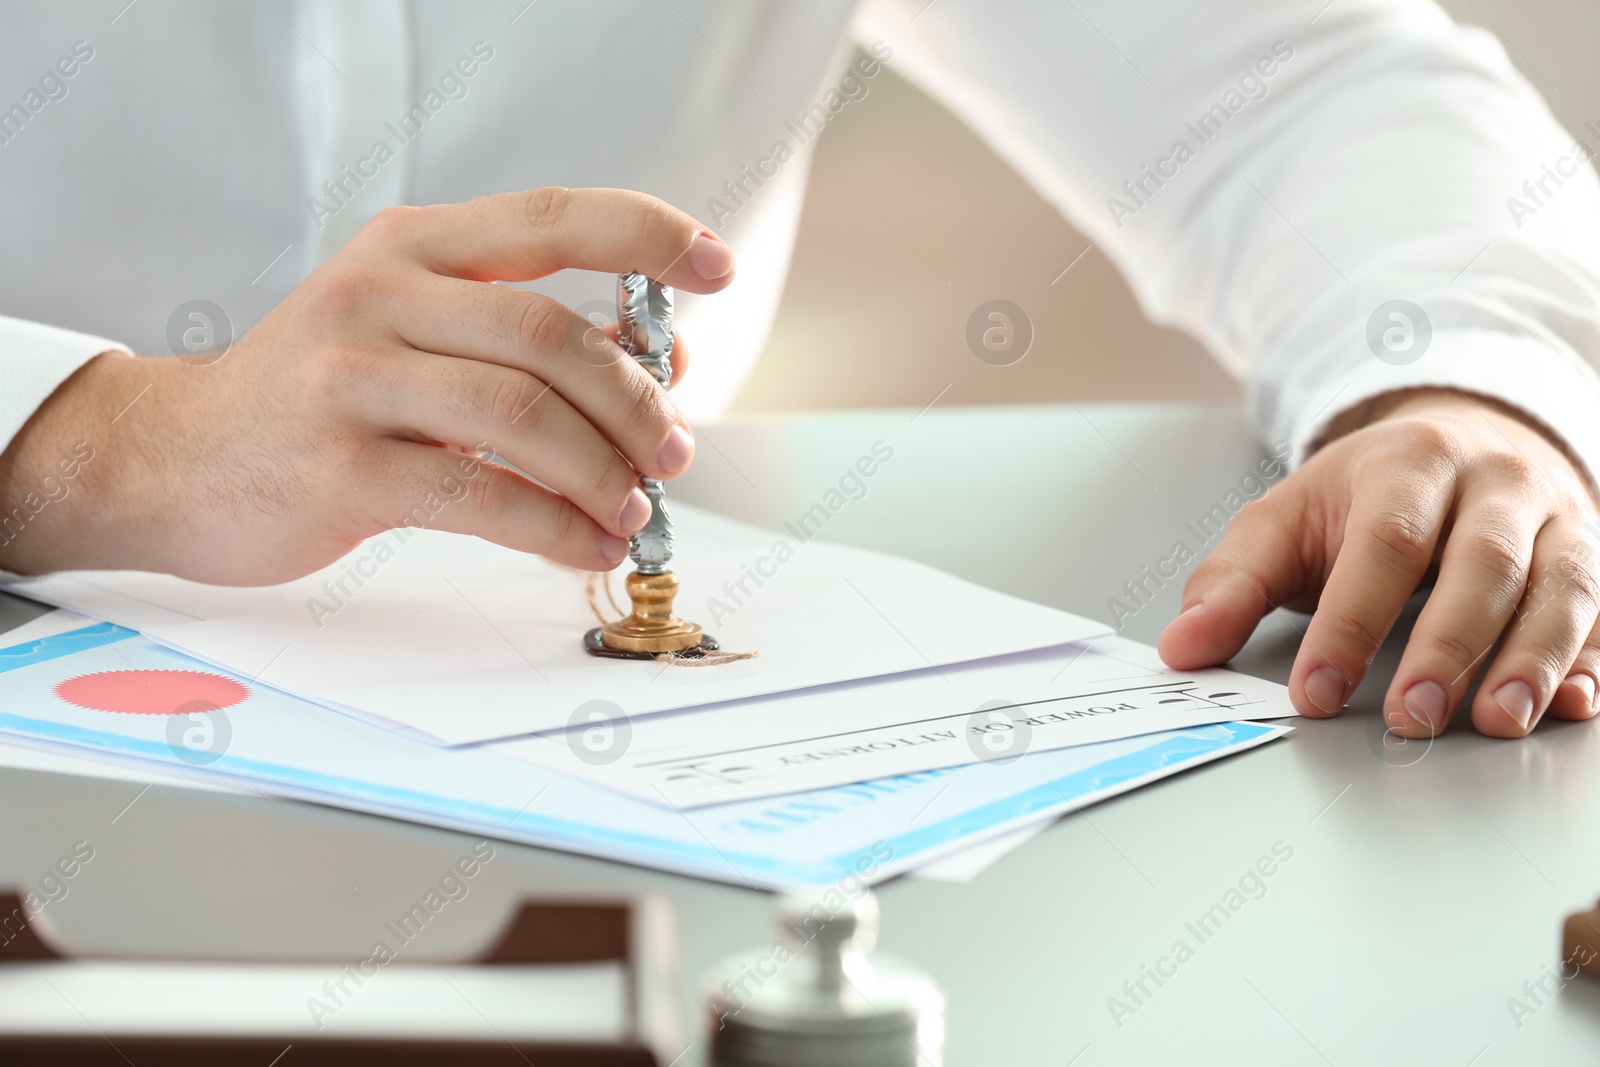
0,610,1007,881
0,724,1028,881
489,633,1296,807
0,607,1273,883
0,621,1288,889
0,725,1029,881
0,730,1033,883
0,734,245,794
12,504,1111,746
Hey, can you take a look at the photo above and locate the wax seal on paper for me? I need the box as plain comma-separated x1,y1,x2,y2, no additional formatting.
702,888,945,1066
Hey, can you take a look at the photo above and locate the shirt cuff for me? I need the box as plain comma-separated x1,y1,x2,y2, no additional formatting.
1288,330,1600,497
0,314,128,457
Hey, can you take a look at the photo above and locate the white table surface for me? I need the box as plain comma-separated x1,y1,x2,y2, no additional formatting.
3,402,1598,1065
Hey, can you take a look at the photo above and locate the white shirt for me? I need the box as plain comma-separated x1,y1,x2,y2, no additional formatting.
4,0,1600,485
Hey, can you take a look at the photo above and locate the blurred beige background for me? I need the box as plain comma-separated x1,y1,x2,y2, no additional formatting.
729,0,1600,414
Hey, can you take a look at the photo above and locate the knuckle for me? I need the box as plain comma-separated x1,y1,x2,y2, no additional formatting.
1519,557,1600,643
510,296,568,360
1498,640,1574,692
1186,553,1243,592
486,371,547,430
1421,625,1490,673
362,204,422,246
522,186,572,237
301,343,374,406
1363,509,1434,573
623,370,670,434
548,495,583,547
1354,422,1464,488
1548,554,1600,613
1458,527,1527,586
591,453,638,502
465,466,512,524
1581,619,1600,660
314,264,386,319
1397,418,1464,458
635,197,681,251
1479,451,1545,494
1556,494,1593,523
1527,642,1574,685
1320,608,1391,658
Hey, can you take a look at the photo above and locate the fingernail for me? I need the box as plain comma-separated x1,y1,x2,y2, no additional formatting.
1179,600,1204,617
657,424,694,474
1401,680,1448,733
688,233,735,281
619,487,652,533
600,534,629,561
1493,680,1536,730
1570,671,1598,709
1304,666,1348,714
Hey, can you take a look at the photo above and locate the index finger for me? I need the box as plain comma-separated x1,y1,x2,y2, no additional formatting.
376,188,737,292
1158,484,1310,671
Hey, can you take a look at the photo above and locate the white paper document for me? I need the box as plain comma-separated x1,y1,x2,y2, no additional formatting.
0,709,1044,883
0,735,247,794
0,609,1022,882
12,504,1111,746
0,610,1290,883
490,634,1296,807
0,621,1289,889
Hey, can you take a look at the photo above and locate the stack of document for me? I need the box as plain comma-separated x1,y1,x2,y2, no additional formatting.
0,505,1294,888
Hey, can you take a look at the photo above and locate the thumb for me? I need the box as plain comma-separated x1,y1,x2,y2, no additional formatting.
1158,478,1312,670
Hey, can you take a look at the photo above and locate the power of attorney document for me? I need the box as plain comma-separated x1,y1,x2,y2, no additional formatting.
0,729,1032,882
491,633,1298,807
8,504,1111,746
0,621,1288,890
0,611,1033,881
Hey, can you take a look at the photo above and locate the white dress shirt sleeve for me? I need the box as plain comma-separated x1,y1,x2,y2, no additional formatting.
0,315,126,456
858,0,1600,483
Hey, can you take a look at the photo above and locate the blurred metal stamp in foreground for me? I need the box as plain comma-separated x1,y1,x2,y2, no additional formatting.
586,272,719,659
702,888,945,1066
